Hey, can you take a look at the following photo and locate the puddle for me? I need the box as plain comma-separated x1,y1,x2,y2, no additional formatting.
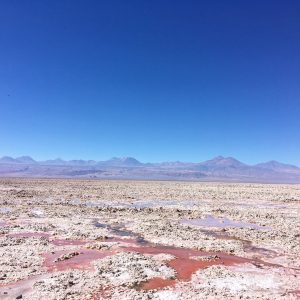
128,243,277,291
43,249,115,271
1,218,286,295
95,222,148,244
1,229,284,295
181,215,269,230
198,227,278,259
95,219,279,285
95,222,136,237
41,230,276,289
139,277,177,290
0,207,13,214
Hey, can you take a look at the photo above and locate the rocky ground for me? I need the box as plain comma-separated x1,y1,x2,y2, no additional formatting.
0,178,299,299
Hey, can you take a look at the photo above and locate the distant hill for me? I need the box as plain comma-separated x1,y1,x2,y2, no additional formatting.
255,161,300,173
0,155,300,183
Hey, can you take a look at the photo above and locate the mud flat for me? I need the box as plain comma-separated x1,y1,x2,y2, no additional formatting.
0,178,299,299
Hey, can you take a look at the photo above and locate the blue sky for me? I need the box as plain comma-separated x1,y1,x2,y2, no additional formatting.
0,1,300,165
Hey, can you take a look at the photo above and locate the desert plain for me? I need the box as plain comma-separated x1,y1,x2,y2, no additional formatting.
0,178,299,299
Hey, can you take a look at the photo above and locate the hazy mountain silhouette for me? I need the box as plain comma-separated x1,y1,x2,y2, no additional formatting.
16,156,37,164
99,157,142,167
255,160,300,172
0,155,299,183
0,156,17,164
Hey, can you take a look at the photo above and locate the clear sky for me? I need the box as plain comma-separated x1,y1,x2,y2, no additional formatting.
0,1,300,165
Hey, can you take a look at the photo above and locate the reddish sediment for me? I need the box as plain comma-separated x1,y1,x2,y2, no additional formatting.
43,249,115,272
288,290,300,299
125,243,275,291
1,226,284,294
140,277,177,290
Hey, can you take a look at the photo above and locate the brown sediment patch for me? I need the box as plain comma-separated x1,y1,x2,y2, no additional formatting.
106,236,148,246
6,232,51,238
43,249,115,272
244,243,278,258
50,239,89,246
289,290,300,298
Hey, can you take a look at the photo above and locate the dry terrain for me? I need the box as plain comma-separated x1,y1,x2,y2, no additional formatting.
0,178,299,299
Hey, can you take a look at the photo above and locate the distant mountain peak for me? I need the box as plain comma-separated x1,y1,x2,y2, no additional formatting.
213,155,225,160
108,156,142,166
16,156,36,163
0,156,16,163
201,156,245,167
256,160,299,171
41,158,66,165
0,155,37,164
1,155,300,183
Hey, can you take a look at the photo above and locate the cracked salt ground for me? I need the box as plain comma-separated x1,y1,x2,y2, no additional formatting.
177,264,300,300
0,220,7,227
73,199,202,210
0,179,299,299
181,214,270,230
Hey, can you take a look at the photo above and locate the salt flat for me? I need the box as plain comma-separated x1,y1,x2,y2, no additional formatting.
0,179,299,299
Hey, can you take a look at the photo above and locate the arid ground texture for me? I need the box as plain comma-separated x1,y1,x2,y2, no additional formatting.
0,179,299,299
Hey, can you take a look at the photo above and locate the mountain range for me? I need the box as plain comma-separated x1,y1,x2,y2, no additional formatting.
0,155,300,183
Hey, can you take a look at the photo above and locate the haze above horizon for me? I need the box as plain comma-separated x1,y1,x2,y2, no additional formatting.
1,1,299,165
